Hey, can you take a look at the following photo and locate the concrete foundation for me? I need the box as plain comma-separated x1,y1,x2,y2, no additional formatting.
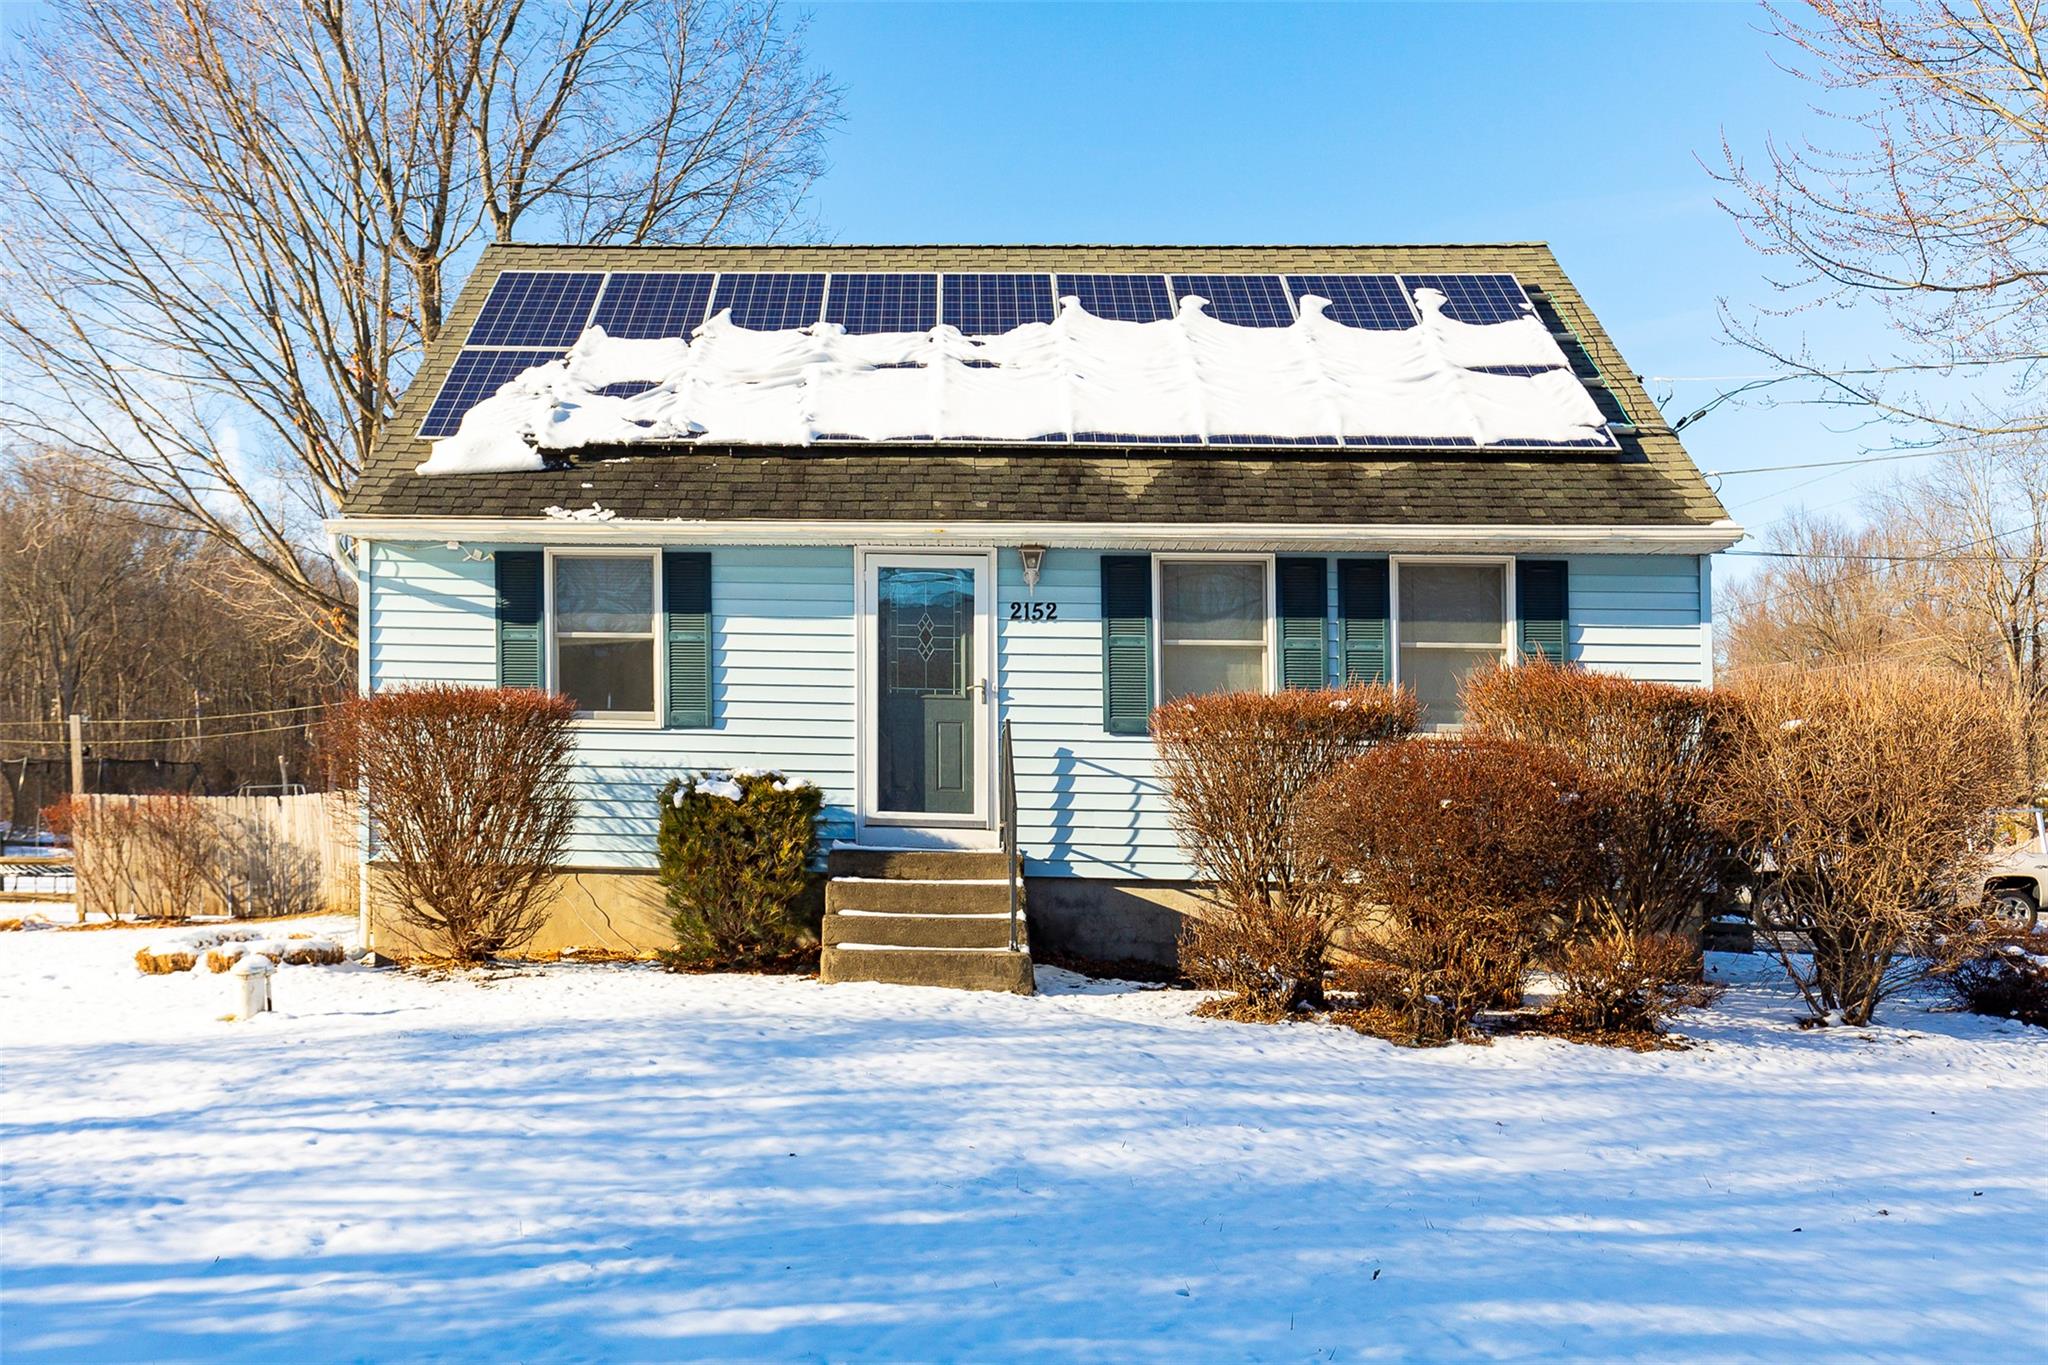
365,864,1203,969
366,867,673,958
1022,877,1208,971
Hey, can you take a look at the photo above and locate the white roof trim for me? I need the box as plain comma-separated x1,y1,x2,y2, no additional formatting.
326,516,1743,555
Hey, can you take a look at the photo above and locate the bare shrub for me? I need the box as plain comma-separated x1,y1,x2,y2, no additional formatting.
1300,738,1609,1044
1152,685,1419,1014
657,769,823,969
1552,931,1702,1035
133,947,196,974
1710,667,2020,1025
1939,930,2048,1028
1465,657,1740,942
76,795,224,921
322,686,577,963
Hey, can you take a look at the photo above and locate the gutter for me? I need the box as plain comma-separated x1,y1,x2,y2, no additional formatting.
323,516,1744,556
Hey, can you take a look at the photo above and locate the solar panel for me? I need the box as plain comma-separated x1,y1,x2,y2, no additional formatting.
465,272,604,347
1070,432,1202,446
1400,273,1535,325
711,272,825,330
1284,275,1416,330
1054,273,1174,323
1169,275,1295,328
824,273,937,334
943,274,1055,334
590,273,714,339
419,348,561,437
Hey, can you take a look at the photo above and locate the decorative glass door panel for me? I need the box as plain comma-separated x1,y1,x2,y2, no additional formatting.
875,565,976,815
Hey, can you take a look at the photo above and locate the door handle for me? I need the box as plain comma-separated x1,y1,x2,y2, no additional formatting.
970,678,992,703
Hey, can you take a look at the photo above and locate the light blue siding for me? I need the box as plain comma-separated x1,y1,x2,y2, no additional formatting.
368,542,1710,879
997,550,1185,879
1566,554,1711,685
368,543,857,867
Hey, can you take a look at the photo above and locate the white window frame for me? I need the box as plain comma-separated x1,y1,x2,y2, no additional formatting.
1152,552,1278,705
545,546,664,728
1389,555,1517,731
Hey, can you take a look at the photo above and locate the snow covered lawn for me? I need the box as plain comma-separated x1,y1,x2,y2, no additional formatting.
3,920,2044,1362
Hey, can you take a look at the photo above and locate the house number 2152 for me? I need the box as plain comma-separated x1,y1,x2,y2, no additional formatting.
1008,601,1058,621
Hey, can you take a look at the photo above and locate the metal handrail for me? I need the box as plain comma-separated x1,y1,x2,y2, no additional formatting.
998,715,1020,952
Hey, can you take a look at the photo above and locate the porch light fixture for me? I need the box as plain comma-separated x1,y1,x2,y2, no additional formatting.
1017,544,1047,597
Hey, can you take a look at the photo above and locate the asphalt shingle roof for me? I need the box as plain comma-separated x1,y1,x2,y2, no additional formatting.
339,244,1730,529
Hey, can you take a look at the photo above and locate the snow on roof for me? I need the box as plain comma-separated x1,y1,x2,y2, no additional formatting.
417,289,1611,476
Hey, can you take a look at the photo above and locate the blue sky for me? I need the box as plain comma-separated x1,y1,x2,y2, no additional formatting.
2,1,1914,589
797,1,1912,587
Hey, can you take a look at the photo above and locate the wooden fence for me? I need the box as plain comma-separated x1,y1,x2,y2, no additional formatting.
77,792,359,921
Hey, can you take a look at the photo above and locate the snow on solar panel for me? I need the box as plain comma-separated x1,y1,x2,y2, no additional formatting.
1169,275,1295,328
419,348,563,437
1284,275,1416,330
1402,273,1535,326
418,266,1622,463
1053,274,1174,323
465,272,604,348
943,274,1055,334
590,273,713,339
711,272,824,330
824,273,936,334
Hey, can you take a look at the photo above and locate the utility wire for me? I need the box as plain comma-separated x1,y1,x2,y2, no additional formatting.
1722,548,2024,563
1735,521,2036,614
0,701,338,734
0,719,327,754
1705,450,1942,477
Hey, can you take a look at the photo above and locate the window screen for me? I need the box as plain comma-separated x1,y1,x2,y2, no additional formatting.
1159,560,1268,701
554,556,657,719
1397,562,1507,729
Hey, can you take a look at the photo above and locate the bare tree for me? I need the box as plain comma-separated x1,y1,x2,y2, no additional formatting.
1722,444,2048,792
0,0,839,641
0,454,353,807
1718,1,2048,435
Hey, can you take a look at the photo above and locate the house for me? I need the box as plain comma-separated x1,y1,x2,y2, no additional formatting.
329,245,1738,989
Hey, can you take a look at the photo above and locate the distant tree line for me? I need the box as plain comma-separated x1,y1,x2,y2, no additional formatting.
0,455,352,824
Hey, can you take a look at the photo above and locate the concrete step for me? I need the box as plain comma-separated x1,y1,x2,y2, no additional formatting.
823,909,1024,950
827,847,1012,881
821,943,1034,994
825,878,1015,916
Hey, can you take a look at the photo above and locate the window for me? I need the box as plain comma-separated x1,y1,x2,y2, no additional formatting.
1396,560,1508,729
1158,558,1270,701
553,554,657,721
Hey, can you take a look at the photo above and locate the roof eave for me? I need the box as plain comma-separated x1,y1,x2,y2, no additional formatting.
325,515,1744,556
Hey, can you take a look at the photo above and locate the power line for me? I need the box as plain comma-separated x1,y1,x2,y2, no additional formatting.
0,701,338,734
1705,450,1940,477
0,719,329,757
1722,548,2023,563
1736,521,2036,614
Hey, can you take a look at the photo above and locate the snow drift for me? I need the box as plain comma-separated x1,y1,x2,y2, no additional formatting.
418,289,1612,475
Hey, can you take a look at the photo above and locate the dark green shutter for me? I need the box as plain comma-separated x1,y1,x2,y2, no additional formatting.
663,551,712,728
495,551,544,690
1336,559,1390,684
1100,554,1153,735
1276,556,1328,689
1518,559,1570,663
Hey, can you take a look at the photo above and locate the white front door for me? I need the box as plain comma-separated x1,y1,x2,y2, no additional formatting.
856,550,997,848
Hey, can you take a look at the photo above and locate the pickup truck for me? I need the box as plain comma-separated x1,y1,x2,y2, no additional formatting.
1985,807,2048,932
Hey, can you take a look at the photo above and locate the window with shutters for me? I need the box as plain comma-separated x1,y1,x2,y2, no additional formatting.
1392,557,1511,731
1155,556,1274,702
550,551,659,723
